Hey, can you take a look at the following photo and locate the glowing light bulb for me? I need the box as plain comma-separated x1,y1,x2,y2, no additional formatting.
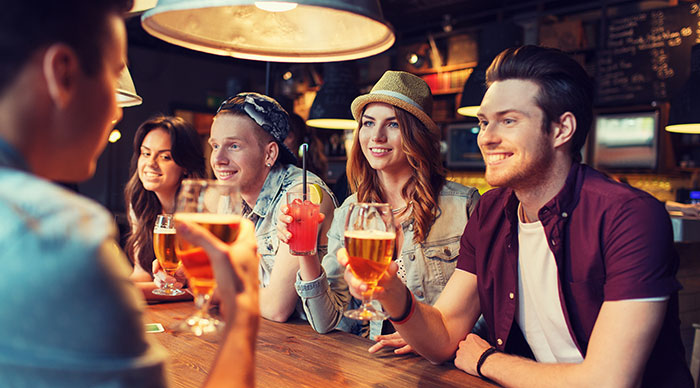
108,129,122,143
255,2,298,12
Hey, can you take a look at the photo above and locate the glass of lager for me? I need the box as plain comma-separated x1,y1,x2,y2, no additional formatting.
152,214,185,296
174,179,242,336
343,203,396,321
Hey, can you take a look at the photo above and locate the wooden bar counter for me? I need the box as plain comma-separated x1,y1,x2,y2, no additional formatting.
144,302,497,388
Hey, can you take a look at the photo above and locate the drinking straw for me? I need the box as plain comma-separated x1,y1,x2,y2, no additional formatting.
300,143,308,197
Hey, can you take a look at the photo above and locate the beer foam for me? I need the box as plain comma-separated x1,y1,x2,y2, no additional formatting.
344,230,396,239
174,213,242,224
154,227,175,234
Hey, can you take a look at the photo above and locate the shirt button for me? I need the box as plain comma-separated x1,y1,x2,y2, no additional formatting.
414,290,424,299
443,247,451,256
509,292,514,300
267,244,273,251
409,254,415,261
561,212,568,218
497,338,503,346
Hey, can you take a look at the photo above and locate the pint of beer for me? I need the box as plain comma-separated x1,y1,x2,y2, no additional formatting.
344,230,395,286
174,212,242,296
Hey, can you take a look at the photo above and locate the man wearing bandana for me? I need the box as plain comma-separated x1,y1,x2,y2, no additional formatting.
209,93,337,322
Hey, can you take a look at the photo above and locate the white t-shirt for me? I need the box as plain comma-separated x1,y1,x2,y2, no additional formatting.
515,204,668,363
516,208,584,363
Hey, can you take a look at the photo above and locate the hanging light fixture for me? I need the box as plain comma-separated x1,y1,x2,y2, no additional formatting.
457,66,486,117
116,66,143,108
457,23,522,117
129,0,158,13
667,44,700,134
306,62,359,130
141,0,395,63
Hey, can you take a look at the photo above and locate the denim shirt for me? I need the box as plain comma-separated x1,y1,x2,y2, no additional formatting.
248,163,337,287
295,181,480,339
0,139,168,387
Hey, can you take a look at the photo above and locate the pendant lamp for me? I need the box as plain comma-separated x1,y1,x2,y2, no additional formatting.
141,0,395,63
457,23,522,117
116,66,143,107
307,62,359,130
667,44,700,134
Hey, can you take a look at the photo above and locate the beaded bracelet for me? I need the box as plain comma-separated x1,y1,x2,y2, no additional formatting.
388,289,415,325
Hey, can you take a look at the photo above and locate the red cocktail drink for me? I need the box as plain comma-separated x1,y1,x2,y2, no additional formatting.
287,192,320,255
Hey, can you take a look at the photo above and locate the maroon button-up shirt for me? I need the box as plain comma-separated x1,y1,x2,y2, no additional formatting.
457,163,692,387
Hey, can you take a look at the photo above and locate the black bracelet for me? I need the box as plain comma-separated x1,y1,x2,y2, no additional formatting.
476,346,498,380
388,288,414,323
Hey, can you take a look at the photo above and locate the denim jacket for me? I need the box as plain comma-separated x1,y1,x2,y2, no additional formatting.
248,163,337,287
295,181,480,339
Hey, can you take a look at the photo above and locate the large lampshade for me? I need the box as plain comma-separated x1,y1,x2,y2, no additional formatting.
307,63,359,130
667,44,700,134
116,66,143,108
141,0,395,62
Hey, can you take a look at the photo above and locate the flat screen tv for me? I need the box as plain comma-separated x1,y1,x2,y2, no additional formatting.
592,110,658,170
446,123,484,168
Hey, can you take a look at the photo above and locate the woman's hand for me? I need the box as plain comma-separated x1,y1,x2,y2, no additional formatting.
368,332,414,355
152,260,187,289
337,247,409,319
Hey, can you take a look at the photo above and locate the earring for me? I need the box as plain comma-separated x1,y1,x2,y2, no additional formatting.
266,162,272,168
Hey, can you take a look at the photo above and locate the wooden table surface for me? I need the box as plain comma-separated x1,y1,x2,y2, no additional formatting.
144,301,497,388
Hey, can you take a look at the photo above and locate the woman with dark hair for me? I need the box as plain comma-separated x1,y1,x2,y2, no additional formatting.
124,115,206,300
278,71,480,340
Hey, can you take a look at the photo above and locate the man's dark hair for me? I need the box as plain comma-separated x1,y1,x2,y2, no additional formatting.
0,0,133,94
486,45,594,162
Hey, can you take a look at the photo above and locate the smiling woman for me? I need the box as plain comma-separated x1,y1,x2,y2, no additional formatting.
123,115,206,301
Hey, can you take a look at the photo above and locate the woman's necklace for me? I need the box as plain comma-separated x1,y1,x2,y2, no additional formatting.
392,200,414,215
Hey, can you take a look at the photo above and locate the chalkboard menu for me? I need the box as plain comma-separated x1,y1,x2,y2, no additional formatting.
596,3,700,105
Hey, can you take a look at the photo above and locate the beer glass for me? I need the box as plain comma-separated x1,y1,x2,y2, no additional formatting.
343,203,396,321
152,214,185,296
174,179,242,336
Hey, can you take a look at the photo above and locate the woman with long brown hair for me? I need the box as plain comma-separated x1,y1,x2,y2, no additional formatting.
124,115,206,300
278,71,480,339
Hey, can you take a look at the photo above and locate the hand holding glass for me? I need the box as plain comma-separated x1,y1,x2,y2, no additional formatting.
152,214,185,296
343,203,395,321
287,190,321,255
174,179,242,336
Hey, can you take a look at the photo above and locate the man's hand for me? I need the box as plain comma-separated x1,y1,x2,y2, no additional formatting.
174,217,260,323
368,332,414,355
454,333,491,376
276,203,325,244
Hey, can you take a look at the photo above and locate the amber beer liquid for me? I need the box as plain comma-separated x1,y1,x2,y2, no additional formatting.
153,228,179,275
344,230,395,286
174,213,242,296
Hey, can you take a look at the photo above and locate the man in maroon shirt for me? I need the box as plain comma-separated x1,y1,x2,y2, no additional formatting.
338,45,692,387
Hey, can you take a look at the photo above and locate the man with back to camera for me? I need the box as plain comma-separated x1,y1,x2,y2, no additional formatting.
339,45,693,387
0,1,260,387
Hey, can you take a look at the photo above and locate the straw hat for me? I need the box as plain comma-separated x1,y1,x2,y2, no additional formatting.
351,70,438,133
